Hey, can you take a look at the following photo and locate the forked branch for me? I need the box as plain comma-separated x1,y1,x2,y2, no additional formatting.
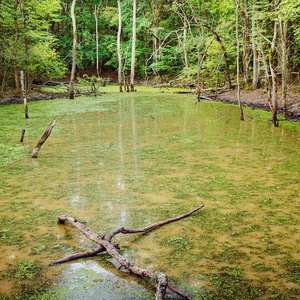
51,205,205,299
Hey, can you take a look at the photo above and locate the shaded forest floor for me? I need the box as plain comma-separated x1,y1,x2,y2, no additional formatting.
1,87,300,122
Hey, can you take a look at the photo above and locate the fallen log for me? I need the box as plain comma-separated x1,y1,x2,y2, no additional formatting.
171,90,194,94
32,116,56,158
52,204,204,299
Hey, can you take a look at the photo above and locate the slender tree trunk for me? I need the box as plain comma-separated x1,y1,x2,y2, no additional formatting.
251,0,259,90
130,0,136,92
14,0,20,96
21,1,30,90
235,0,244,120
69,0,77,99
280,20,288,118
269,21,278,126
183,22,190,79
20,71,28,119
240,0,251,86
95,4,99,77
203,24,232,88
117,0,123,92
152,0,158,75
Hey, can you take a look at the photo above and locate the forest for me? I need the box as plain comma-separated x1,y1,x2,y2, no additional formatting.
1,0,300,106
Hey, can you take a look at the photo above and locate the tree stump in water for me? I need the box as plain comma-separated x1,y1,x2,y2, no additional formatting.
20,129,25,142
32,116,56,158
51,204,205,300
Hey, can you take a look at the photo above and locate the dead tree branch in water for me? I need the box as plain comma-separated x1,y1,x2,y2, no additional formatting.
51,205,204,299
32,116,56,158
210,103,226,117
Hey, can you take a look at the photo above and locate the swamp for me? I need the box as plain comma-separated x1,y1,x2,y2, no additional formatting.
0,87,299,299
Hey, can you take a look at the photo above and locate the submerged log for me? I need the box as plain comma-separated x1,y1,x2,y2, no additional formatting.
52,205,204,299
32,116,56,158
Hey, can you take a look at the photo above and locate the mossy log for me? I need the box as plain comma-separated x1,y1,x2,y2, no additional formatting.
51,204,205,299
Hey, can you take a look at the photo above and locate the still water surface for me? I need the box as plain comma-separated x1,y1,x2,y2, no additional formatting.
0,90,299,299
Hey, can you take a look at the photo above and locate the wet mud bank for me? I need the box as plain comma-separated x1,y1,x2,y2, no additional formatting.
0,91,68,105
215,89,300,122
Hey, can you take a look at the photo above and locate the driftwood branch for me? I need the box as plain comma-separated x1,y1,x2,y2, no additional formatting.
32,116,56,158
52,205,204,299
49,245,119,266
105,204,204,242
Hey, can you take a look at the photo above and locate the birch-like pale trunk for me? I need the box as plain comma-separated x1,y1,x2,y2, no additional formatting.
117,0,123,92
251,0,259,90
241,0,250,86
130,0,136,92
280,20,288,118
20,71,28,119
14,0,20,96
69,0,77,99
183,22,190,79
235,0,244,121
152,0,158,75
95,4,99,77
202,24,232,88
269,21,278,126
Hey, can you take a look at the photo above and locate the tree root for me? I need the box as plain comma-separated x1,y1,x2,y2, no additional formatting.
51,204,204,299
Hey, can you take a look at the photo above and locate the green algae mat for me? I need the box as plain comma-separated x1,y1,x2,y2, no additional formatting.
0,88,299,299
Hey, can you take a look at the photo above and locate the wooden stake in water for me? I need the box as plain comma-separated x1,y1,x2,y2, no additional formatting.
20,129,25,142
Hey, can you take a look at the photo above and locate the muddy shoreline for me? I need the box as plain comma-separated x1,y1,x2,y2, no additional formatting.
1,88,300,122
215,89,300,122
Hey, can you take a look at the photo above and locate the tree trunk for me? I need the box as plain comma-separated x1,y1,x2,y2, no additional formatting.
152,0,158,76
20,71,28,119
14,0,20,96
95,4,99,77
69,0,77,100
183,22,190,79
203,24,232,88
269,21,278,127
130,0,136,92
280,20,288,118
117,0,123,92
240,0,251,86
251,0,259,90
235,0,244,121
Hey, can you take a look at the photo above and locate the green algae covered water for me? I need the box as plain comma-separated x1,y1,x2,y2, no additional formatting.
0,87,299,299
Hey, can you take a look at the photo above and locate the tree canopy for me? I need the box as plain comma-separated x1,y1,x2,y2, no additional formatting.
1,0,300,94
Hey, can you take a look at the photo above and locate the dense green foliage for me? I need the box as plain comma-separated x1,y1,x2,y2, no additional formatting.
1,0,300,94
